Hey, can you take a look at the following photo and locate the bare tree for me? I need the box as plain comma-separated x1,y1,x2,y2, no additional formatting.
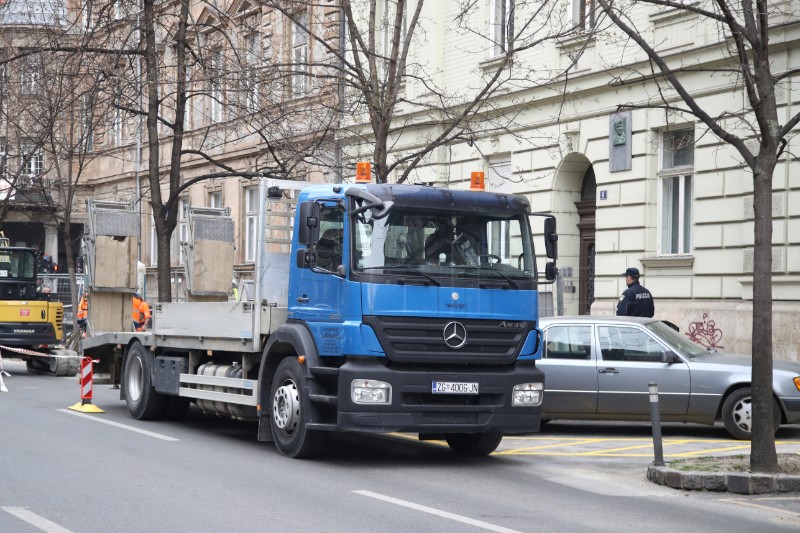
0,0,118,336
107,0,339,301
263,0,580,184
595,0,800,472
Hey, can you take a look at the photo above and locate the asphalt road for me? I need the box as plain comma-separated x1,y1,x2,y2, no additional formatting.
2,358,799,533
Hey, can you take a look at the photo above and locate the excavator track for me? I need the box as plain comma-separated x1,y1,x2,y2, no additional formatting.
5,345,80,377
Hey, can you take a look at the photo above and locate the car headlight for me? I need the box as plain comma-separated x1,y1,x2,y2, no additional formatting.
512,382,543,406
351,379,392,404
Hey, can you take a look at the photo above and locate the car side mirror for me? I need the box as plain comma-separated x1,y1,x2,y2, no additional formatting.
662,351,680,364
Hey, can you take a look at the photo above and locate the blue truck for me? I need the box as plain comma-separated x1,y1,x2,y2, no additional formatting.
80,176,558,458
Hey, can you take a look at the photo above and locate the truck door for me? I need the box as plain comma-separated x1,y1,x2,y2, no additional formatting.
293,203,345,355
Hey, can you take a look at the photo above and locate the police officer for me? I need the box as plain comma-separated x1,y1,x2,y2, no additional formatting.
616,267,654,317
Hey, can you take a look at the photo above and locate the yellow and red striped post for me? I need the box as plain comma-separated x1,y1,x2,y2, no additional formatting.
68,357,104,413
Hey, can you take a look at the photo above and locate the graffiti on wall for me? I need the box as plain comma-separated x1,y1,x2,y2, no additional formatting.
685,313,724,350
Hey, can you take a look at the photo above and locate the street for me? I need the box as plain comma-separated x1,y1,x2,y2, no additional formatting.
2,358,799,533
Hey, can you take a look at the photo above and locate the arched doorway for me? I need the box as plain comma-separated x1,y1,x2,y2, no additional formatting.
575,168,596,314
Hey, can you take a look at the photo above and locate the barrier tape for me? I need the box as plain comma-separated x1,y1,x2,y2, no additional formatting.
0,345,74,358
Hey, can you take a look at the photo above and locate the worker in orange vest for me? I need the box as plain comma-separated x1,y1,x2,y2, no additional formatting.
132,293,151,332
76,291,89,332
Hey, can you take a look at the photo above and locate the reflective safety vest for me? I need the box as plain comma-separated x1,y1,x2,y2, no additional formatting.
77,295,88,320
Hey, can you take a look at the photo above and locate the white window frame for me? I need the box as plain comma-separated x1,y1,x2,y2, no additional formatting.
20,64,41,95
490,0,513,58
0,139,6,182
658,129,694,256
112,106,122,147
21,143,43,180
292,13,309,97
178,198,189,266
208,190,223,208
150,214,159,267
82,0,93,30
210,48,224,122
245,33,260,111
571,0,596,32
81,94,94,151
245,187,259,262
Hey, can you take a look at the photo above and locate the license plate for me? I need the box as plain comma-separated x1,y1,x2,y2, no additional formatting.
431,381,479,394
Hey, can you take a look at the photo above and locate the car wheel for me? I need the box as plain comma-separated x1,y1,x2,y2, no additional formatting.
445,432,503,455
269,357,324,458
721,387,781,440
123,342,165,420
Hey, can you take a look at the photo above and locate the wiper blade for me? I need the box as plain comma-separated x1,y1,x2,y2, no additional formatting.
477,266,519,289
360,265,441,286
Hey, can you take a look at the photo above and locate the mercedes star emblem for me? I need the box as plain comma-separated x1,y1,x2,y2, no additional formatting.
443,321,467,349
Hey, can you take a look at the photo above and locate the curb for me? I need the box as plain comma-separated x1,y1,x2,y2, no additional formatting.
647,463,800,494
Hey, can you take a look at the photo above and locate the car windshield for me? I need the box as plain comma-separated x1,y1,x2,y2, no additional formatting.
353,208,536,288
646,321,709,359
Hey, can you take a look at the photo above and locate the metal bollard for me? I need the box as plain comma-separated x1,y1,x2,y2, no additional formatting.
649,381,665,466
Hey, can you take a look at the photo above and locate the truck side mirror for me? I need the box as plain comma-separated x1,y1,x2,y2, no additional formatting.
544,261,557,281
544,217,558,260
297,202,320,245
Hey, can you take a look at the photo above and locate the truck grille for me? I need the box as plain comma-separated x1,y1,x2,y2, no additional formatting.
363,316,532,364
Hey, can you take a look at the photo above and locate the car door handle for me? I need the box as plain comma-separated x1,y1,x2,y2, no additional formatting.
297,296,309,303
598,368,619,374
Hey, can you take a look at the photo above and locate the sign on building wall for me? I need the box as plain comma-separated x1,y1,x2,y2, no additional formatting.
609,111,632,172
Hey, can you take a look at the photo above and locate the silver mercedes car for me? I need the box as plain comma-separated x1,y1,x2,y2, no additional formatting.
538,316,800,439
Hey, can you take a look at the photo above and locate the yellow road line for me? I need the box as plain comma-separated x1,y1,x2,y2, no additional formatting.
721,498,800,519
577,440,693,456
495,438,613,455
670,445,752,456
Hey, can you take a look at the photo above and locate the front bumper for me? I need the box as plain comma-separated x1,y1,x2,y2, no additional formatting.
336,358,543,434
780,397,800,424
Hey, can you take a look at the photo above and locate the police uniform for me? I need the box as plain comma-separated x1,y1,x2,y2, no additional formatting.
616,267,654,317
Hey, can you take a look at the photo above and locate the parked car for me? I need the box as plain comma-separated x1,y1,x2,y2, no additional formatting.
538,316,800,439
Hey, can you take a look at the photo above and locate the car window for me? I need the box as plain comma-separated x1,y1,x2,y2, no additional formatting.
544,325,592,360
598,326,665,362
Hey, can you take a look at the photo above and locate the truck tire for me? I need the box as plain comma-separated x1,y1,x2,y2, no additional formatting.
721,387,781,440
269,357,323,458
124,342,165,420
445,432,503,455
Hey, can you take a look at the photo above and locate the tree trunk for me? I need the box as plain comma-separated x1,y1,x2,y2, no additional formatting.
749,151,779,473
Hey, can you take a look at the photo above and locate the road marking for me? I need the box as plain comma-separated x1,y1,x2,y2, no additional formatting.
57,409,178,441
2,506,74,533
496,438,612,455
721,497,800,519
671,444,752,456
354,490,523,533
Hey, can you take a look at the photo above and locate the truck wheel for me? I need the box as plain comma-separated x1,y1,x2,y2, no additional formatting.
721,387,781,440
124,342,165,420
269,357,323,458
445,432,503,455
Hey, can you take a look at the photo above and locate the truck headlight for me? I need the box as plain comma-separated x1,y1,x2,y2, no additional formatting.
512,383,543,406
351,379,392,404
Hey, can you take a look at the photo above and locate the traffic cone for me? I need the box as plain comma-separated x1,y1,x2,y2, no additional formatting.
68,357,104,413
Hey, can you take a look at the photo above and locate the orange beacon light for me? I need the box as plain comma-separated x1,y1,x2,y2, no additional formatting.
470,171,485,191
356,162,372,183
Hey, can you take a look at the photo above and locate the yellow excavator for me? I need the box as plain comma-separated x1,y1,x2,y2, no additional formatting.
0,236,78,376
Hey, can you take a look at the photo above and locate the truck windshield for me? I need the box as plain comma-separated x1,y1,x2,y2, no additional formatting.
0,250,37,280
353,208,536,288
